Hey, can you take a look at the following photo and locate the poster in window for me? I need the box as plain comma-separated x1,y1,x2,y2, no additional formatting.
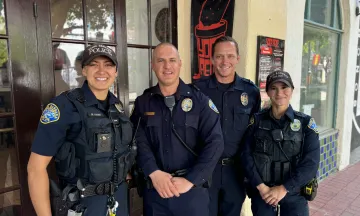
256,36,285,109
191,0,235,81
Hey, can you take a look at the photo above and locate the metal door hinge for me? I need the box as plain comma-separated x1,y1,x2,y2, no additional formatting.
33,2,38,18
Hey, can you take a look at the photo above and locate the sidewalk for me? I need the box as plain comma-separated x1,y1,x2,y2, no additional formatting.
309,162,360,216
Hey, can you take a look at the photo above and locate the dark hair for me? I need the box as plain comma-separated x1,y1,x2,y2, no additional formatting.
212,36,239,57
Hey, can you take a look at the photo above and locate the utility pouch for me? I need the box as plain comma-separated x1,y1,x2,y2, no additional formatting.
54,142,78,179
301,178,318,201
132,166,146,197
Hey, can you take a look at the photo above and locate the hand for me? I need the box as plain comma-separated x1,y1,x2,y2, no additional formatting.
126,173,132,184
149,170,180,198
257,183,271,199
262,185,288,206
171,177,194,194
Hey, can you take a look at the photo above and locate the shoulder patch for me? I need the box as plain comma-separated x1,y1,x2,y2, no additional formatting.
208,99,219,113
40,103,60,124
307,118,319,133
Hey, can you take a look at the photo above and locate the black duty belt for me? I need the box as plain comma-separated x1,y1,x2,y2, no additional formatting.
219,158,234,166
79,182,118,198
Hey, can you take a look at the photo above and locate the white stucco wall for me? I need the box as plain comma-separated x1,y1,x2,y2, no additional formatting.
336,0,358,170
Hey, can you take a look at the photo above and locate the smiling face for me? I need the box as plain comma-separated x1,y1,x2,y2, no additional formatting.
212,41,240,83
267,82,293,107
151,44,182,88
82,56,117,96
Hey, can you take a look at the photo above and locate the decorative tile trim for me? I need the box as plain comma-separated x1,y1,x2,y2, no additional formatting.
317,132,339,182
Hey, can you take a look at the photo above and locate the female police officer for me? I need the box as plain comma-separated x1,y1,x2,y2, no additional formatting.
242,71,320,215
27,44,135,216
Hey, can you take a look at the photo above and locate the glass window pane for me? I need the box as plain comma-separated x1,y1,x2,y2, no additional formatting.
126,0,148,45
0,0,6,35
151,0,171,45
0,40,11,112
301,26,339,129
0,190,21,216
309,0,333,26
128,48,149,102
86,0,115,42
0,121,19,190
53,43,85,95
51,0,84,40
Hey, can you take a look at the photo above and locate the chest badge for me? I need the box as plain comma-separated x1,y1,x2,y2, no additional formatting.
181,98,193,112
290,119,301,131
115,103,124,113
241,93,248,106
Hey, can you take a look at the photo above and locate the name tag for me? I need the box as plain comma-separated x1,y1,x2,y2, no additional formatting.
144,112,155,116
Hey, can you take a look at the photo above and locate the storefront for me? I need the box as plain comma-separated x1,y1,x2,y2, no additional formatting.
1,0,359,215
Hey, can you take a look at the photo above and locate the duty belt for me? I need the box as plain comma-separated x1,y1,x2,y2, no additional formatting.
79,182,118,198
219,158,234,166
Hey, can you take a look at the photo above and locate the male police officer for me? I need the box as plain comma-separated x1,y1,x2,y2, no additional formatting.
130,43,224,216
195,36,261,216
28,44,135,216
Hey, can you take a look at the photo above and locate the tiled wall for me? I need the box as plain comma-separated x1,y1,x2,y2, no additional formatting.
317,131,339,181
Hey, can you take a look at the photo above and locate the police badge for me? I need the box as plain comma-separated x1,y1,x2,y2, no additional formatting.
241,93,248,106
115,103,124,113
181,98,193,112
290,119,301,131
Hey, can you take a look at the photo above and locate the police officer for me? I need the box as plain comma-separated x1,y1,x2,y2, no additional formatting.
241,71,320,215
130,43,224,216
27,44,135,216
195,36,261,216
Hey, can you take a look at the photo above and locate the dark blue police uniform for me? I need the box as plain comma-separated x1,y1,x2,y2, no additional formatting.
241,105,320,216
32,81,132,216
195,74,261,216
130,79,224,216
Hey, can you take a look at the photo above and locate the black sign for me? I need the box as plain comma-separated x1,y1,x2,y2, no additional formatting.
256,36,285,91
191,0,235,81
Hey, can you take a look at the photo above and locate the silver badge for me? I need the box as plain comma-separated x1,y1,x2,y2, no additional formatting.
290,119,301,131
181,98,193,112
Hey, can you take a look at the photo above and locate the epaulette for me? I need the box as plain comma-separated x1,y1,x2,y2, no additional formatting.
190,83,200,91
241,77,257,86
257,107,270,116
66,88,85,103
294,111,307,118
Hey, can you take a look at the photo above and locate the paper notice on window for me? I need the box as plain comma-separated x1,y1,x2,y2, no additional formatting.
302,104,314,116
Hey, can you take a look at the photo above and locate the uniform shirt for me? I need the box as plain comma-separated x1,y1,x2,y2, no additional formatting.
31,81,120,156
242,105,320,193
130,79,224,186
195,74,261,158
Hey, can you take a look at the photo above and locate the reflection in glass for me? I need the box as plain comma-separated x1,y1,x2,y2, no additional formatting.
51,0,84,40
128,48,149,102
0,0,6,34
126,0,148,45
86,0,115,42
151,0,170,45
0,190,21,216
309,0,332,26
53,43,85,95
301,26,339,128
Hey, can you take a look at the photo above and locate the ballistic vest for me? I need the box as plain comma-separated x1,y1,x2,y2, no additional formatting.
54,88,135,185
253,114,304,186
